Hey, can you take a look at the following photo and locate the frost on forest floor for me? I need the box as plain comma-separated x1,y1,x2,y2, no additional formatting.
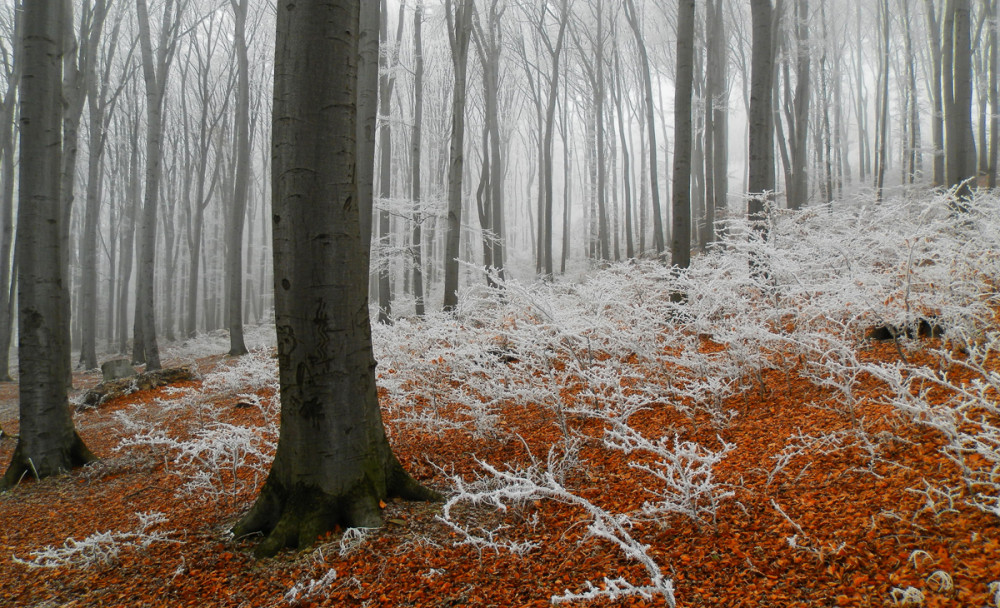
1,189,1000,607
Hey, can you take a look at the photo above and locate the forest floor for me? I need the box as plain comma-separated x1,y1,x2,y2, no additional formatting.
0,331,996,607
1,196,1000,607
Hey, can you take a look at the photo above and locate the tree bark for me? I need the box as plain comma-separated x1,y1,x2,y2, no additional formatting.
946,0,976,200
875,0,891,201
748,0,776,219
410,0,425,316
787,0,810,210
2,0,95,489
924,0,946,185
133,0,181,371
0,3,21,382
623,0,664,254
442,0,472,312
671,0,695,271
233,0,437,557
227,0,251,356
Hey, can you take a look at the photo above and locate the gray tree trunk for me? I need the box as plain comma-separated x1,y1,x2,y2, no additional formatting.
947,0,976,199
708,0,727,243
133,0,182,371
748,0,776,223
375,0,405,324
0,3,21,382
924,0,946,185
787,0,810,210
990,0,998,188
232,0,437,557
671,0,695,272
358,1,379,266
623,0,664,254
78,1,113,370
227,0,251,356
410,0,425,316
2,0,95,489
875,0,891,201
442,0,472,312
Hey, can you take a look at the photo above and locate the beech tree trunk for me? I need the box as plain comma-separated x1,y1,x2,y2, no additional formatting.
946,0,976,199
233,0,437,558
410,0,425,316
227,0,251,356
623,0,664,254
134,0,181,371
924,0,946,185
671,0,695,271
0,4,21,382
442,0,472,312
2,0,95,489
748,0,776,219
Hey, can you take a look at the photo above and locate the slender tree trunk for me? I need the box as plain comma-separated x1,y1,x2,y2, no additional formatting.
133,0,177,371
411,0,425,316
710,0,728,242
749,0,776,215
623,0,664,254
375,0,405,323
874,0,891,201
442,0,472,312
0,9,20,382
990,0,999,188
227,0,251,356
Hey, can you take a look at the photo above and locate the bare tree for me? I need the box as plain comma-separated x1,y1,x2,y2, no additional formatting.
233,0,437,558
226,0,251,356
945,0,976,199
748,0,776,221
671,0,695,271
622,0,664,254
442,0,473,312
410,0,426,316
2,0,95,489
133,0,186,370
0,3,21,382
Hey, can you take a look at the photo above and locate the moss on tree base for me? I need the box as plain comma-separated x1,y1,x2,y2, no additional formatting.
233,455,440,559
0,430,96,491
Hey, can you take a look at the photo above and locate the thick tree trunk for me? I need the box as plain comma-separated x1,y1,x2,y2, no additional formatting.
787,0,810,210
748,0,776,217
2,0,95,489
924,0,946,185
671,0,695,271
946,0,976,200
234,0,437,557
357,1,379,263
709,0,728,242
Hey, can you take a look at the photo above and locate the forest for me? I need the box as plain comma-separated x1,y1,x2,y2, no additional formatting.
1,0,999,606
